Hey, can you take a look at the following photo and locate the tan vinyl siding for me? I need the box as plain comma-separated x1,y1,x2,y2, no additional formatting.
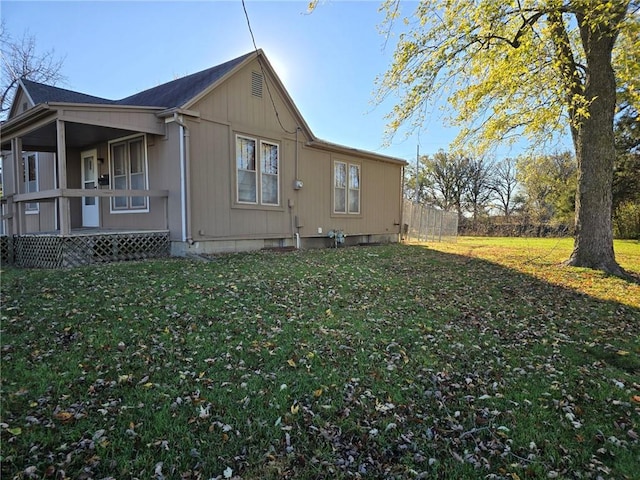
184,58,403,243
295,147,402,238
189,59,299,240
9,89,33,118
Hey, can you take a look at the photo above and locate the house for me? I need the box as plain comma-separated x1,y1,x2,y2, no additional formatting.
0,50,406,267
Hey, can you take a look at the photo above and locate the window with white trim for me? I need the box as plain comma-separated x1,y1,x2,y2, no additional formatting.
236,134,280,206
110,135,148,211
22,153,39,213
334,161,360,214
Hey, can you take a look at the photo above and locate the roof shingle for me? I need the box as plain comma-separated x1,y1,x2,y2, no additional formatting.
19,51,255,110
21,79,114,105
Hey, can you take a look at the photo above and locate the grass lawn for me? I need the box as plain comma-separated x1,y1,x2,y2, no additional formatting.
1,238,638,479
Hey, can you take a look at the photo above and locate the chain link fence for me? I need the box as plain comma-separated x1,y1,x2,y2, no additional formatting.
403,200,458,243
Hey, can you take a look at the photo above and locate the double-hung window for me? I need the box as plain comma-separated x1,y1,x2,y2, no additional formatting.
334,161,360,214
22,153,39,213
236,134,280,206
110,135,148,212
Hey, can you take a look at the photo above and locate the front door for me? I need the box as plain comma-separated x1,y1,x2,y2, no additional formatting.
81,149,99,227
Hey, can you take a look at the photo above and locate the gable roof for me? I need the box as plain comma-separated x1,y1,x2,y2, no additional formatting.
20,78,115,106
117,51,254,108
16,51,256,111
8,51,406,166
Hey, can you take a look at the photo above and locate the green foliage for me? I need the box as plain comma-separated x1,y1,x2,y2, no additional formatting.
376,0,639,151
614,200,640,239
516,152,577,225
1,244,639,479
614,105,640,210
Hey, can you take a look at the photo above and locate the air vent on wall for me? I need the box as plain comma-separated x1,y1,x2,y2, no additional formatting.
251,71,263,98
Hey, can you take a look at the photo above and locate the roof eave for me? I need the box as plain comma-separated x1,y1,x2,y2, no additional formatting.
306,138,408,166
44,101,165,112
156,107,201,119
1,104,54,136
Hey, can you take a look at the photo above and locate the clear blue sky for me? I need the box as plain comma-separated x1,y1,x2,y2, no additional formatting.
2,0,557,163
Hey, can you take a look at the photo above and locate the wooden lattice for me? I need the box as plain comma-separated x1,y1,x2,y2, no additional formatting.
11,231,170,268
0,236,11,266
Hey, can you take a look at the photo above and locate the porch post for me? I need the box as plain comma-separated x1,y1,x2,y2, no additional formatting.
11,137,22,235
57,119,71,235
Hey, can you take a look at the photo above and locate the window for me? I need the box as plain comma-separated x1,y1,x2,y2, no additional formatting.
22,153,38,213
348,164,360,214
261,141,279,205
236,134,280,206
110,135,148,211
334,161,360,214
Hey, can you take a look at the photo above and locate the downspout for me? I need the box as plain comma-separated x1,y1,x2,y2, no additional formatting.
173,113,193,244
292,127,298,247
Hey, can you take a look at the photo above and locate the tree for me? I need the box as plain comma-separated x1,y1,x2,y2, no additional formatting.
376,0,639,276
422,150,470,221
612,104,640,238
1,21,66,118
517,151,577,226
404,160,431,204
464,156,494,226
613,104,640,210
491,158,519,218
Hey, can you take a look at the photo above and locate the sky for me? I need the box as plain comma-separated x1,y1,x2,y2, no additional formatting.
1,0,564,164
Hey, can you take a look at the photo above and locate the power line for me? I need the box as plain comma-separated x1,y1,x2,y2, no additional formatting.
241,0,297,135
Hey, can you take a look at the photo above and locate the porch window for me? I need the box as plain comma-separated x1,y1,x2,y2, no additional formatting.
22,153,38,213
236,134,280,206
110,135,148,212
333,161,360,214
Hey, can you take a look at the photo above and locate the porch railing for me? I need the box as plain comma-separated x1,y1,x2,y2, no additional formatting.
6,188,170,234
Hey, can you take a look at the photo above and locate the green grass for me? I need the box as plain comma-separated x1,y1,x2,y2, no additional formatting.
1,240,639,479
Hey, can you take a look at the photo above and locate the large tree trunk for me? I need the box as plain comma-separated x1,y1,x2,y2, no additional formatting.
566,15,625,276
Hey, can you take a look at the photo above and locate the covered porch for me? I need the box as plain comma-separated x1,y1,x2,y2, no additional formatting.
1,101,175,267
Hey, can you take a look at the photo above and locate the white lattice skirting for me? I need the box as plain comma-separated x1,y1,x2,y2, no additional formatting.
2,231,170,268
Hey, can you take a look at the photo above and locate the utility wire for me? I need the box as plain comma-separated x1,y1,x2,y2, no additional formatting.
241,0,297,135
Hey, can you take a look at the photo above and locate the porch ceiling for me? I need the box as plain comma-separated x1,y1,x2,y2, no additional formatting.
2,121,144,152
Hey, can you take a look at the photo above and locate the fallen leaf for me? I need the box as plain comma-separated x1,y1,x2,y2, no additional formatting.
54,412,73,422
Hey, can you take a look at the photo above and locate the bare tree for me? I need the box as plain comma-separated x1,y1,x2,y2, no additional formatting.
464,156,494,226
423,151,470,222
491,158,519,218
1,21,66,118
